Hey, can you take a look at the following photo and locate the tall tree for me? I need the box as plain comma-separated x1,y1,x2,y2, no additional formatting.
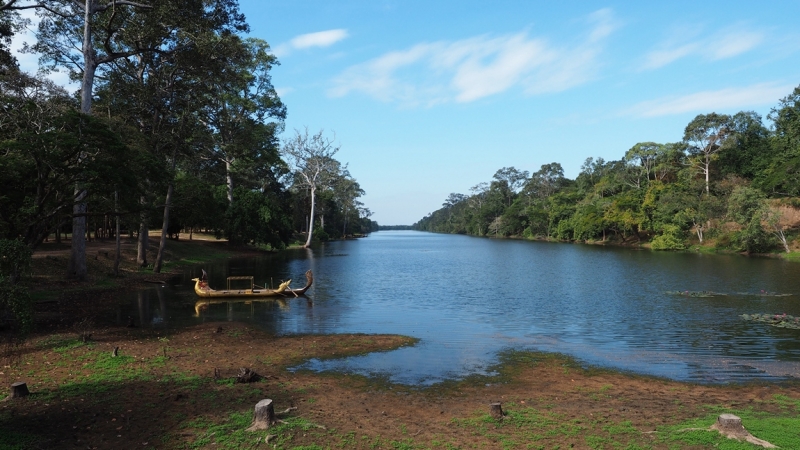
282,128,342,248
623,142,662,189
200,37,285,206
1,71,136,248
683,113,731,194
15,0,156,280
764,85,800,196
94,0,253,272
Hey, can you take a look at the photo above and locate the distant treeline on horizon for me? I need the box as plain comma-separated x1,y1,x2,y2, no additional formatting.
413,83,800,254
378,225,415,231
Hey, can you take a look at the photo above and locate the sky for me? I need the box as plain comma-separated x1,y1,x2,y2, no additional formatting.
12,1,800,225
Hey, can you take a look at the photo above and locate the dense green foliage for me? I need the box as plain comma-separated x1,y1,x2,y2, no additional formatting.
0,1,375,268
0,239,32,334
416,86,800,253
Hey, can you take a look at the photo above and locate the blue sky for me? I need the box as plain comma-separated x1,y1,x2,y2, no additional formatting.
13,1,800,225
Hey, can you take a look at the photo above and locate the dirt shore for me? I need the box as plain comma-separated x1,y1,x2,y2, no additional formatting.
1,237,799,449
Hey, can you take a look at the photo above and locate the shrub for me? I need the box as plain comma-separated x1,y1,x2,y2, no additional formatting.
651,225,686,251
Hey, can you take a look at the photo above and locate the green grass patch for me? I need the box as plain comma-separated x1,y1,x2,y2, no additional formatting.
183,413,327,450
659,401,800,449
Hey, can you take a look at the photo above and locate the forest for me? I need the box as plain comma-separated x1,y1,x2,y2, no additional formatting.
415,86,800,254
0,0,378,284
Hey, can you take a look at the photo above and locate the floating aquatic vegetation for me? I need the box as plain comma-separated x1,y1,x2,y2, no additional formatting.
741,313,800,330
665,290,727,298
734,291,792,297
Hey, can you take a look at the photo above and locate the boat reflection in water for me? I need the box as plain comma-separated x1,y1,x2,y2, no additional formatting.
193,297,290,317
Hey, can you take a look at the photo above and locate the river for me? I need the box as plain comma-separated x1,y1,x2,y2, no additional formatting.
118,230,800,385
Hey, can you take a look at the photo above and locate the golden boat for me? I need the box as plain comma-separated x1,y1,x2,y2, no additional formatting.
191,270,313,298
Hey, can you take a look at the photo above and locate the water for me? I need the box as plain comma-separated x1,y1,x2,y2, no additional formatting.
116,231,800,385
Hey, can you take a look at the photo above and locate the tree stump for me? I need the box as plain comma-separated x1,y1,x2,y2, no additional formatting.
10,382,29,399
236,367,261,383
715,414,746,436
710,413,777,448
246,399,277,431
490,402,504,420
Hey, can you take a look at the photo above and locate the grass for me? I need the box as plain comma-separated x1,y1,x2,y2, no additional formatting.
656,397,800,449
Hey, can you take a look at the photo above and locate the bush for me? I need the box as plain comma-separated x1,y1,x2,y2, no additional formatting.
651,225,686,251
0,239,31,284
0,239,34,335
313,227,329,242
734,216,775,254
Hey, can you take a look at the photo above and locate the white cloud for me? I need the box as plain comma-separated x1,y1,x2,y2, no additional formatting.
329,9,617,106
274,29,349,57
275,86,294,97
642,25,764,70
291,29,348,49
626,82,793,117
708,30,763,60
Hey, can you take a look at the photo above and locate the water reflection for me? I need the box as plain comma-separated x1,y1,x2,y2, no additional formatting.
110,231,800,385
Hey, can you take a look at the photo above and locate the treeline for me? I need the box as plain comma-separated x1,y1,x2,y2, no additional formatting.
415,85,800,254
0,1,377,282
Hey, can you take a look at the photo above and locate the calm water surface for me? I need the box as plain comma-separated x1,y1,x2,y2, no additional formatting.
118,231,800,385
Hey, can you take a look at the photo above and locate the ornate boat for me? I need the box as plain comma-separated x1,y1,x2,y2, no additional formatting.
191,270,313,298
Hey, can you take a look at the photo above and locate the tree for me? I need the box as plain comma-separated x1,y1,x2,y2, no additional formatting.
0,239,33,335
523,163,567,200
282,129,342,248
16,0,157,280
624,142,662,189
92,0,255,272
332,173,365,237
763,85,800,195
683,113,732,194
0,2,25,72
200,37,285,206
717,111,771,180
492,166,529,206
1,71,136,249
726,186,772,253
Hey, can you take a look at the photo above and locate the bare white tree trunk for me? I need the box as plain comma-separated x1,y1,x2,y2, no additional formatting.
305,187,316,248
68,1,98,280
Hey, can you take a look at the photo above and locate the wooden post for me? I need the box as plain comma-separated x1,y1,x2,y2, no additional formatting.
490,402,504,420
10,382,29,399
246,399,276,431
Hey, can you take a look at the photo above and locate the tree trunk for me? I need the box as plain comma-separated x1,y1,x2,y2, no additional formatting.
67,189,88,280
246,399,276,431
154,179,175,273
113,191,121,277
10,382,30,398
137,197,148,268
490,403,504,420
304,187,316,248
67,1,99,281
226,160,234,204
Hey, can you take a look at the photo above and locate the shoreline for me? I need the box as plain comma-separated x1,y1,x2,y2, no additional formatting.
3,321,800,449
3,235,800,448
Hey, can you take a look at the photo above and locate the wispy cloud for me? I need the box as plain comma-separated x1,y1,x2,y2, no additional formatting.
273,29,349,57
625,82,793,117
643,25,764,70
329,9,618,106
